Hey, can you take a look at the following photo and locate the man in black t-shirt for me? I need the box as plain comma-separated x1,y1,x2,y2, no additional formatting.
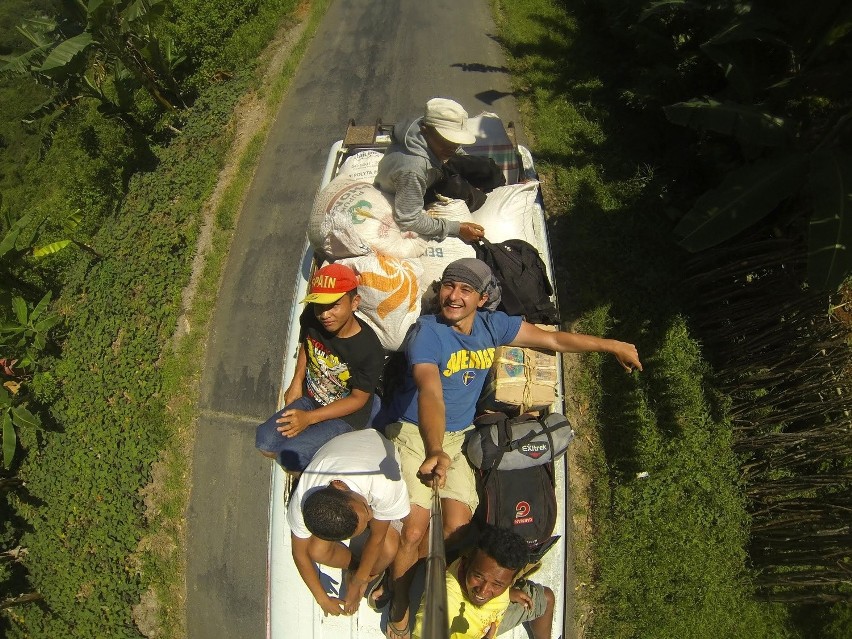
256,263,384,473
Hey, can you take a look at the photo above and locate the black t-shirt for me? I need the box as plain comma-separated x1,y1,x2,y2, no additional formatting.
300,308,384,429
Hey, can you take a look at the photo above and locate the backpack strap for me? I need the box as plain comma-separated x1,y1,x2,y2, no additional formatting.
473,412,511,472
506,415,569,450
491,415,513,471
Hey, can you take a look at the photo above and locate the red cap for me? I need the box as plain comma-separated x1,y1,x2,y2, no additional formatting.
301,264,358,304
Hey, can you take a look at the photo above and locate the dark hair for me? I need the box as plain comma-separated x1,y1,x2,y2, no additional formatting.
477,524,529,572
303,486,359,541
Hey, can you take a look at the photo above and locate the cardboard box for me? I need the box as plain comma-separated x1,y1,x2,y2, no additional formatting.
480,325,558,414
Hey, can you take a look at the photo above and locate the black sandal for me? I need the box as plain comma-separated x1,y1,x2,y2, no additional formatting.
364,569,391,611
386,619,410,639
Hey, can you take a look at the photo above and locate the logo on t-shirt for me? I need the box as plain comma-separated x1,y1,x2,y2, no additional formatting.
305,335,351,404
462,371,477,386
442,347,496,377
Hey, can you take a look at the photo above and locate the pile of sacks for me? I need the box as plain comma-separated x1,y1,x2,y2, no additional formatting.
308,150,540,351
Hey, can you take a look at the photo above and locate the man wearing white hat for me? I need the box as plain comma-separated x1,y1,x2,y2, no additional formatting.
375,98,486,242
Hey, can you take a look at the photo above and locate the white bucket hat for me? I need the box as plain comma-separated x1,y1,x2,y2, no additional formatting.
423,98,477,145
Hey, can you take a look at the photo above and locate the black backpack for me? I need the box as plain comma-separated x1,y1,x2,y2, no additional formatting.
467,413,561,562
424,157,505,212
474,238,559,324
443,155,506,192
474,463,559,563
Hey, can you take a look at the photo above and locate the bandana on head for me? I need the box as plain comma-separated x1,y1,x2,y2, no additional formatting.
441,258,502,311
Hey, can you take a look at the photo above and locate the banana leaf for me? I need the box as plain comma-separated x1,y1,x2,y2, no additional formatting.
0,227,21,258
664,98,789,147
807,148,852,291
29,291,52,322
0,42,52,74
638,0,702,23
703,13,787,47
123,0,168,23
674,153,807,252
697,42,754,103
34,239,72,258
11,296,28,325
11,406,41,430
39,32,95,75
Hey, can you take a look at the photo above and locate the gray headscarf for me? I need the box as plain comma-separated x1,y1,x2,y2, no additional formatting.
440,258,502,311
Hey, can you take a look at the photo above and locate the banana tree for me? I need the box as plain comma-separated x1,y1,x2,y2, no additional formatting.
2,191,101,261
0,291,62,369
0,383,43,469
30,208,101,260
0,288,59,468
657,1,852,291
1,199,44,299
1,0,186,127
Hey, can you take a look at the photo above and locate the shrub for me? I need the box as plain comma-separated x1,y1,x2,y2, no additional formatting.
168,0,299,91
6,72,249,639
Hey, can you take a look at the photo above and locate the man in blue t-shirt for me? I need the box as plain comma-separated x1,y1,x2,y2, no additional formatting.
383,257,643,637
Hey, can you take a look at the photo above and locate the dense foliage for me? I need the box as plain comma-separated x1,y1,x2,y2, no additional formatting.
0,0,299,635
495,0,850,636
593,0,852,290
7,78,245,636
578,0,852,609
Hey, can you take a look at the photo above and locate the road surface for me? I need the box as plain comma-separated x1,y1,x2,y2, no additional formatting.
187,1,526,637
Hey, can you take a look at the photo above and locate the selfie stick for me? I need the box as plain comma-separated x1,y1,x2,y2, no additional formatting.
421,479,449,639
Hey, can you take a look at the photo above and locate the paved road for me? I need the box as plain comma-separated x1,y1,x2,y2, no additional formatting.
186,1,525,637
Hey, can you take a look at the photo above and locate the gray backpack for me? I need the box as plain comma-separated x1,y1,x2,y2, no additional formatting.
465,412,574,471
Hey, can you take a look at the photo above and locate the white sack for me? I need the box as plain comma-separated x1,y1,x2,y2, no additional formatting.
472,181,540,245
339,254,424,351
308,177,428,259
337,150,383,182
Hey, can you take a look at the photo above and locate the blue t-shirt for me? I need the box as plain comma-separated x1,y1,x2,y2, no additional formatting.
393,311,522,432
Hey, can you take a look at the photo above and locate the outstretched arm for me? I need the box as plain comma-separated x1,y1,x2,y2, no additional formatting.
509,321,642,372
412,362,451,486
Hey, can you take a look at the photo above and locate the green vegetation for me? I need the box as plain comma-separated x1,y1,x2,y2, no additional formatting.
9,77,246,637
492,0,850,637
1,0,847,636
0,0,332,636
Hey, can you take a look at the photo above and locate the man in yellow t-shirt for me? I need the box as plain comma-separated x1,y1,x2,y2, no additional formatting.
411,525,554,639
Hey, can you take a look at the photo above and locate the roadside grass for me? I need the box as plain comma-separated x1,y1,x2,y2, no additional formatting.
146,131,269,639
492,1,793,637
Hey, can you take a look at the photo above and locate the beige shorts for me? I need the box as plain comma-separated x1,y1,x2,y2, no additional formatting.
385,421,479,513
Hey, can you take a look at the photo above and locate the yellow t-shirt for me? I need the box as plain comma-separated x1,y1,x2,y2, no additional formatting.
412,558,510,639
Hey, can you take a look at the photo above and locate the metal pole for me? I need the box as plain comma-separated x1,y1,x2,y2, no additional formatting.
421,480,449,639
